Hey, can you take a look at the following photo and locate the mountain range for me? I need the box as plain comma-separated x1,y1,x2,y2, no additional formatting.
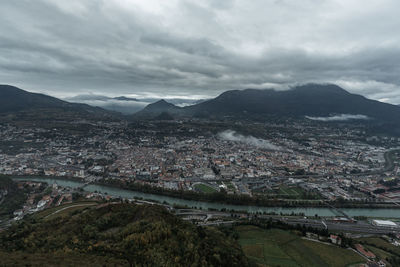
134,84,400,124
65,94,205,114
2,83,400,126
0,85,112,117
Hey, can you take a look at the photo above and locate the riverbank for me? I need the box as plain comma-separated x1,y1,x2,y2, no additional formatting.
96,178,400,209
8,174,400,209
10,174,85,183
9,176,400,218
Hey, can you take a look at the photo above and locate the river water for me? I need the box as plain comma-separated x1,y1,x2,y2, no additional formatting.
12,177,400,218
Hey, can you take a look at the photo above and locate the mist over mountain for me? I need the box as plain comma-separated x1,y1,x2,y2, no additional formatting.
65,94,205,115
0,85,116,119
3,83,400,128
305,114,370,122
134,84,400,125
65,94,147,114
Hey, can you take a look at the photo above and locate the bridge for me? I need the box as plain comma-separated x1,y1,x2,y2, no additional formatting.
324,201,353,220
77,181,92,188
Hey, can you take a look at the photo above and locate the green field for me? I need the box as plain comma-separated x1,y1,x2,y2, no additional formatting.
278,185,303,196
255,185,321,200
194,183,218,193
225,182,235,191
356,237,400,255
236,225,365,267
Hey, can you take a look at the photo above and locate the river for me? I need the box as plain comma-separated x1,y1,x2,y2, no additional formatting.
12,177,400,218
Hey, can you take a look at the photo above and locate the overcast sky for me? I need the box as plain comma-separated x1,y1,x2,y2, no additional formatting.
1,0,400,103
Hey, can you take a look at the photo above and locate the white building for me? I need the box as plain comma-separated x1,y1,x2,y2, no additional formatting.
372,220,398,227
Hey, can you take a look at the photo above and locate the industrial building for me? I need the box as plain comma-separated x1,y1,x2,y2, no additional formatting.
371,219,398,227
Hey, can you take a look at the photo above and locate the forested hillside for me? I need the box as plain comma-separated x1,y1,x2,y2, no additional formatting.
0,203,249,266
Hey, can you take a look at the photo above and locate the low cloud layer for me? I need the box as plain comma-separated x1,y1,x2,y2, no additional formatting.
67,97,148,114
305,114,370,122
218,130,280,150
1,1,400,103
65,94,203,114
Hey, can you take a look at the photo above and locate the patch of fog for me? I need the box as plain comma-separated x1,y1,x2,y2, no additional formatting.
65,97,150,114
175,102,197,107
65,94,206,114
305,114,370,122
84,99,149,114
218,130,281,151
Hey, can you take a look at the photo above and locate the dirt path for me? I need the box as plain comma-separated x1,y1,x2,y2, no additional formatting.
44,203,97,218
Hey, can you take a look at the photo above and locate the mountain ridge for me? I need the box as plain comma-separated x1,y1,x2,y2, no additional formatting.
133,99,182,119
133,84,400,123
3,83,400,125
0,84,117,118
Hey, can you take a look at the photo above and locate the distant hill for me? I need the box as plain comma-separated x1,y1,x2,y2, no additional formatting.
0,85,117,119
0,203,248,266
134,84,400,124
154,111,175,120
66,94,146,115
133,99,182,119
65,94,206,115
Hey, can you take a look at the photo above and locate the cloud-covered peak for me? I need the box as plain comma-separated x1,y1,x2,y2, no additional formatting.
64,93,205,114
1,0,400,103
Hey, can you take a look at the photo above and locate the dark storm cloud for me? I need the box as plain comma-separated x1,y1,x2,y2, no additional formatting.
1,0,400,103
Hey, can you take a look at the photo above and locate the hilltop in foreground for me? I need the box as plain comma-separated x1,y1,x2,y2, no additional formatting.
0,203,248,267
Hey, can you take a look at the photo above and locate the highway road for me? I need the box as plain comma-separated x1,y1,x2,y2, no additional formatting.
176,208,400,234
274,217,400,234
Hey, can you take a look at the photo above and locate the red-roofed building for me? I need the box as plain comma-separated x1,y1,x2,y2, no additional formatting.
355,244,376,259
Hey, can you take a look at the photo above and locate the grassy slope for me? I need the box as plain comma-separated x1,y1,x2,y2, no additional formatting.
356,237,400,266
32,201,98,220
0,203,248,267
357,237,400,255
236,225,365,267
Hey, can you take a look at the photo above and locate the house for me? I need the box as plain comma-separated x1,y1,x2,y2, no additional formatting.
329,234,342,245
13,209,23,217
355,244,376,259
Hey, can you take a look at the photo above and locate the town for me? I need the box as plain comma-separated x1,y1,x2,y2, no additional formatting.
1,119,400,204
2,118,400,266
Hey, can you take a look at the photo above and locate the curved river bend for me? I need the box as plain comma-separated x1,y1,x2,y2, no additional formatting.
12,177,400,218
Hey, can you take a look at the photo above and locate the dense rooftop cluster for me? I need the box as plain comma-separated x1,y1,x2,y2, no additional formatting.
0,119,398,204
